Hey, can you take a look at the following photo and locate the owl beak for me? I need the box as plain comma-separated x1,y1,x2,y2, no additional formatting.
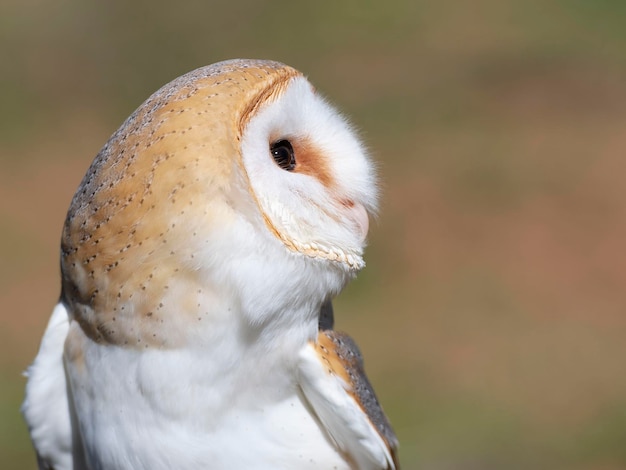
346,201,369,244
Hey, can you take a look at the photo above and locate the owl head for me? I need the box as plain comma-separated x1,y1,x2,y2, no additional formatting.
60,59,377,344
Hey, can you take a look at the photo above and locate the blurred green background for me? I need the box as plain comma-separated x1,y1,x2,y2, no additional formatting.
2,0,626,468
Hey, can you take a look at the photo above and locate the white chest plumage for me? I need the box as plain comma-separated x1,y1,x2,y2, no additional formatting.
67,318,349,469
22,59,398,470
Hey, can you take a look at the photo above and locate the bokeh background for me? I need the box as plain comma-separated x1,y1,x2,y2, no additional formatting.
2,1,626,468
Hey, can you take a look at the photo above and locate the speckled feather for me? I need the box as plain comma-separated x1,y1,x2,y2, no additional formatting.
60,60,300,348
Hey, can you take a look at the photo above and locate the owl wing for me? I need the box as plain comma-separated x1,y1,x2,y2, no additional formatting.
22,303,75,470
298,325,399,470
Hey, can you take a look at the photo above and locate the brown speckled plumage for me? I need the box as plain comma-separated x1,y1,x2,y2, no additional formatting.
60,60,300,348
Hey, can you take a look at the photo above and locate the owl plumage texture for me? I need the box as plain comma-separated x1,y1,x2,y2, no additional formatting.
22,59,399,470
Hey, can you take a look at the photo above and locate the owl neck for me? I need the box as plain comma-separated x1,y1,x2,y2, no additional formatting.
162,291,323,407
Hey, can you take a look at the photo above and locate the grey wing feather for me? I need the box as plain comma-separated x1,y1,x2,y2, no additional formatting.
322,330,400,467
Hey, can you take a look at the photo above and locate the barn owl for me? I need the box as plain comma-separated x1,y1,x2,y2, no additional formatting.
22,59,399,470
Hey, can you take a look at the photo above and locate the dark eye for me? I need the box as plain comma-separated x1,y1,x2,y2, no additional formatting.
270,140,296,171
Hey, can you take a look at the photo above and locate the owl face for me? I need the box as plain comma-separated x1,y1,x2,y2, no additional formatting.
61,60,377,344
241,76,377,271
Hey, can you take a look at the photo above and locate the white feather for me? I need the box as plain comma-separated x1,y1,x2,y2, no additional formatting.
22,303,75,470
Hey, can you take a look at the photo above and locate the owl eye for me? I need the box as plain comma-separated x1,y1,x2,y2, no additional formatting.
270,140,296,171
